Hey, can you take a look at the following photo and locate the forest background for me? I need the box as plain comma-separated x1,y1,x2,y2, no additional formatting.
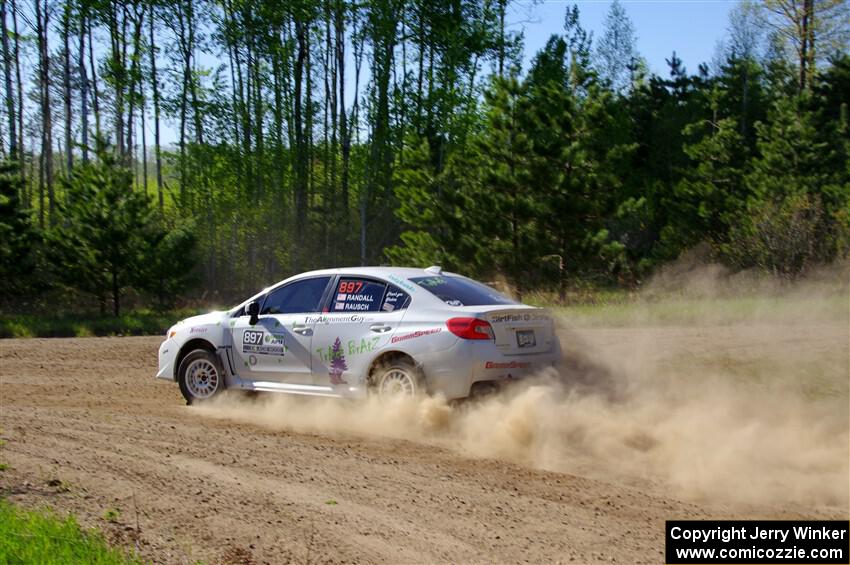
0,0,848,328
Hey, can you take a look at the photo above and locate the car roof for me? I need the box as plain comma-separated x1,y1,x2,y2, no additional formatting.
291,266,453,280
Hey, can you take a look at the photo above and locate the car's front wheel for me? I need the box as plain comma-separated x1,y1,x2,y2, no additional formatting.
372,359,422,398
178,349,225,405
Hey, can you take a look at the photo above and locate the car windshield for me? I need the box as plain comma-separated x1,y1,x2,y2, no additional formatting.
410,275,517,307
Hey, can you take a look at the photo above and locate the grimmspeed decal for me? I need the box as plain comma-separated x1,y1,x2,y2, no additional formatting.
242,329,286,355
391,328,442,344
485,361,531,369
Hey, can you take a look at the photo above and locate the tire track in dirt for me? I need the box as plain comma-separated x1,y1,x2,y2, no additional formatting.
0,335,845,564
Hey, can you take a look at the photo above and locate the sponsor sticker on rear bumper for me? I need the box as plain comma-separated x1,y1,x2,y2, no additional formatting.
485,361,532,370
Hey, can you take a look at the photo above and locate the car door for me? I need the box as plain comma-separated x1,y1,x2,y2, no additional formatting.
311,276,411,392
230,276,332,385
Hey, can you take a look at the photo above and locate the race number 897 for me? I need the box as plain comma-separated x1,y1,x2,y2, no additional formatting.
243,330,264,345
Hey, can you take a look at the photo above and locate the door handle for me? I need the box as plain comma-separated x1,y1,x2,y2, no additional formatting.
292,325,313,336
370,324,392,333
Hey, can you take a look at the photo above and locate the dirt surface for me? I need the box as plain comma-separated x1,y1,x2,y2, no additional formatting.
1,323,847,564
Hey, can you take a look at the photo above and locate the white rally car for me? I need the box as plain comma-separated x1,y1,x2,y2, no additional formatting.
157,266,561,404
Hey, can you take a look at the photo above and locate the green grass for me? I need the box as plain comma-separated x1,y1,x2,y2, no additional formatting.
0,500,143,564
0,309,202,338
102,508,121,523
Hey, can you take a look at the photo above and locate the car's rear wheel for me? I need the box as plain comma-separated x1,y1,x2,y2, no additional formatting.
372,359,422,398
178,349,224,405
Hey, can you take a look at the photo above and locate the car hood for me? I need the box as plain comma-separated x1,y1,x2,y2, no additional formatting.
176,311,228,328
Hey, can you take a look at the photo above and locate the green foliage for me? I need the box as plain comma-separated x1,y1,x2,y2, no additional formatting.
47,145,198,315
0,164,42,299
742,95,850,268
390,28,637,290
4,3,850,309
0,500,143,564
138,220,199,310
722,193,823,278
675,116,749,247
0,309,201,338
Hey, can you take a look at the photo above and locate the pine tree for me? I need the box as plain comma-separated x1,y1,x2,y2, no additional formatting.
0,162,41,300
329,337,348,384
594,0,639,94
47,144,198,315
474,75,536,293
675,116,749,247
727,95,850,275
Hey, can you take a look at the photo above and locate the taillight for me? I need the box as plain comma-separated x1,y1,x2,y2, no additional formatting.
446,317,494,340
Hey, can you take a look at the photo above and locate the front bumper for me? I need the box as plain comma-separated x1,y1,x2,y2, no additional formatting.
156,338,177,381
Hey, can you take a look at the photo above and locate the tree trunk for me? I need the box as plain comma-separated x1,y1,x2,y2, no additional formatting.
247,28,263,200
112,270,120,317
799,1,809,91
1,0,17,162
141,90,148,196
804,0,815,89
79,7,89,163
293,16,308,268
336,0,349,216
62,1,72,172
498,0,506,78
127,2,145,179
108,1,126,158
176,0,189,208
306,24,314,212
89,22,101,137
11,0,23,171
186,0,203,146
35,0,53,226
148,5,163,212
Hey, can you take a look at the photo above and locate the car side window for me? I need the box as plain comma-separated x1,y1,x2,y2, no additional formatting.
261,276,331,315
381,285,410,312
331,278,387,312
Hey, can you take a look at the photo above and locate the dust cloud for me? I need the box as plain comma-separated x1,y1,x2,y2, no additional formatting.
196,263,849,510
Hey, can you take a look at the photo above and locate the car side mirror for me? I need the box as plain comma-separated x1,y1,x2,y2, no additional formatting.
247,301,260,325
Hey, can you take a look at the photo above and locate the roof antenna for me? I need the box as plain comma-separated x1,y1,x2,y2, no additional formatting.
425,265,442,274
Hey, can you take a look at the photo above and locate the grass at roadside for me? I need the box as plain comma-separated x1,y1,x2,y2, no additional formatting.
0,499,143,564
0,309,202,339
529,291,848,327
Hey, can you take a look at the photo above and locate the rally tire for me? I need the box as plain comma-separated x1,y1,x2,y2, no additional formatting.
178,349,225,405
372,359,423,398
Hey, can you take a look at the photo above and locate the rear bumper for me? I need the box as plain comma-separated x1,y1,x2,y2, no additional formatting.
417,338,561,400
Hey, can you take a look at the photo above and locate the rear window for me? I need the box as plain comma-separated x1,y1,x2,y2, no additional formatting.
410,276,517,307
